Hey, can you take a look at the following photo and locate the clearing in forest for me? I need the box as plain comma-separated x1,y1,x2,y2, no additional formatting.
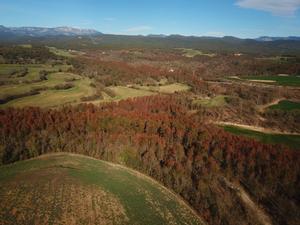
193,95,228,107
268,100,300,111
229,75,300,87
222,125,300,150
0,64,97,108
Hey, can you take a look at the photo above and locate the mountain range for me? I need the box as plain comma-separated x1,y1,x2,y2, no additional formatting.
1,25,300,55
255,36,300,42
0,25,101,37
0,25,299,41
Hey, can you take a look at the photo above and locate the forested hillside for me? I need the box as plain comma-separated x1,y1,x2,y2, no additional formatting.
0,95,299,225
1,33,300,55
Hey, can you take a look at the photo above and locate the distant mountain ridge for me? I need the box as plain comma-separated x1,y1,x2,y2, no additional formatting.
1,25,300,55
256,36,300,42
0,25,101,37
0,25,299,41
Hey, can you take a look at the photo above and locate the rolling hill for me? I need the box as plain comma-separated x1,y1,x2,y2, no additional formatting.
0,153,204,225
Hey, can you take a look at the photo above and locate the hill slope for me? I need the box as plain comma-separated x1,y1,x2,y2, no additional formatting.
0,153,204,225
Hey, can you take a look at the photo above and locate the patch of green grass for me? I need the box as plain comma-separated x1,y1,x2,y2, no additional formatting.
193,95,228,107
134,83,190,94
102,83,190,102
223,125,300,150
47,46,75,58
0,72,80,99
0,63,94,108
268,100,300,111
256,56,295,61
1,76,95,108
0,66,190,108
177,48,216,58
0,64,72,83
242,75,300,87
108,86,156,100
19,44,32,48
0,63,96,108
0,153,203,225
158,83,191,93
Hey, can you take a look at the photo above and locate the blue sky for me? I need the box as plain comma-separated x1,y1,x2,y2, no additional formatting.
0,0,300,38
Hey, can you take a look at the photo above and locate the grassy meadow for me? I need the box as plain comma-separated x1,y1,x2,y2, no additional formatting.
0,64,97,108
0,64,71,83
0,153,203,225
87,83,191,104
223,125,300,150
243,75,300,87
193,95,228,107
0,64,192,108
48,47,82,58
177,48,216,58
268,100,300,111
132,83,191,94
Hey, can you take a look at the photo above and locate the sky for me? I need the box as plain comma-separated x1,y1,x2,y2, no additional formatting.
0,0,300,38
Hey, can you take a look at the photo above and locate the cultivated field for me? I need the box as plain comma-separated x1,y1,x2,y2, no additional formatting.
235,75,300,87
177,48,216,57
193,95,228,107
47,46,84,58
0,64,71,83
2,77,95,108
87,83,191,104
0,64,97,108
0,64,191,107
222,125,300,149
268,100,300,111
132,83,191,94
0,153,204,225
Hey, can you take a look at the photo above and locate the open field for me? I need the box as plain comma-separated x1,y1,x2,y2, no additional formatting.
18,44,32,48
0,72,80,99
108,83,190,100
177,48,216,57
0,153,203,225
222,125,300,149
0,64,71,83
86,83,191,104
0,64,97,108
47,46,79,58
132,83,191,94
0,64,191,108
255,56,296,61
1,77,95,108
193,95,228,107
107,86,156,100
268,100,300,111
240,75,300,87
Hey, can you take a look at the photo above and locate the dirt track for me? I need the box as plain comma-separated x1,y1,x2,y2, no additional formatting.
216,121,300,135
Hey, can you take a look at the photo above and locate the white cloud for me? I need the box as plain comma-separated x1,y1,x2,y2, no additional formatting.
124,25,152,33
236,0,300,16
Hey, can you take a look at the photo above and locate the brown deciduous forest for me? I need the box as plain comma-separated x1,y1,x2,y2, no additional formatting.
1,3,300,225
1,95,299,225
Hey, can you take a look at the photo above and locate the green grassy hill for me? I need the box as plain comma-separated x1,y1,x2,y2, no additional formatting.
0,153,204,225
